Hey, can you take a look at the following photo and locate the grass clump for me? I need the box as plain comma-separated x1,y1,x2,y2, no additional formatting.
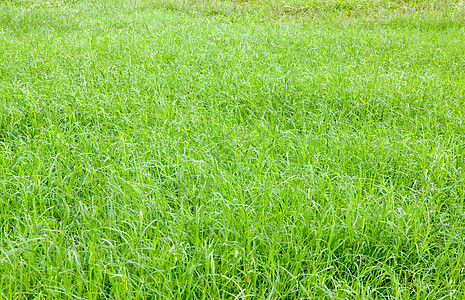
1,0,465,299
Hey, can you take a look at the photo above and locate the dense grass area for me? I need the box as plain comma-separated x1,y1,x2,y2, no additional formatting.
1,0,465,298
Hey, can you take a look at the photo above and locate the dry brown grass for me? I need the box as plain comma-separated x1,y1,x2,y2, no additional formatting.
150,0,463,24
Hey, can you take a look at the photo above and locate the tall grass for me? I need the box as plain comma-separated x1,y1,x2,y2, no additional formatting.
1,0,465,298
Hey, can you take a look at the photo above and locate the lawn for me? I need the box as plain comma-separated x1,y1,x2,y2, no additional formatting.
1,0,465,298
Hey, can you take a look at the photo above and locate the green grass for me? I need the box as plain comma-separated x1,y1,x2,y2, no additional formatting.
1,0,465,298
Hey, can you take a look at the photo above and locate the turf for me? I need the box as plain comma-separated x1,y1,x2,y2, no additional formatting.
1,0,465,298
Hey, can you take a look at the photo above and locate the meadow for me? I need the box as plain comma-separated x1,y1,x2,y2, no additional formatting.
1,0,465,298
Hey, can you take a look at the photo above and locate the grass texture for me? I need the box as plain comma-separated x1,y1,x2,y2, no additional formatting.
1,0,465,298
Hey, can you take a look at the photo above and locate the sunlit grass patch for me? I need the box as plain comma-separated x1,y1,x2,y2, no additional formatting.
2,0,80,7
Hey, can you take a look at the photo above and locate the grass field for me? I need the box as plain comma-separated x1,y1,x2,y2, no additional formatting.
1,0,465,298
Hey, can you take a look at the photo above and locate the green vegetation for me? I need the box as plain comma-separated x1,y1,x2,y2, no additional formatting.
1,0,464,298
